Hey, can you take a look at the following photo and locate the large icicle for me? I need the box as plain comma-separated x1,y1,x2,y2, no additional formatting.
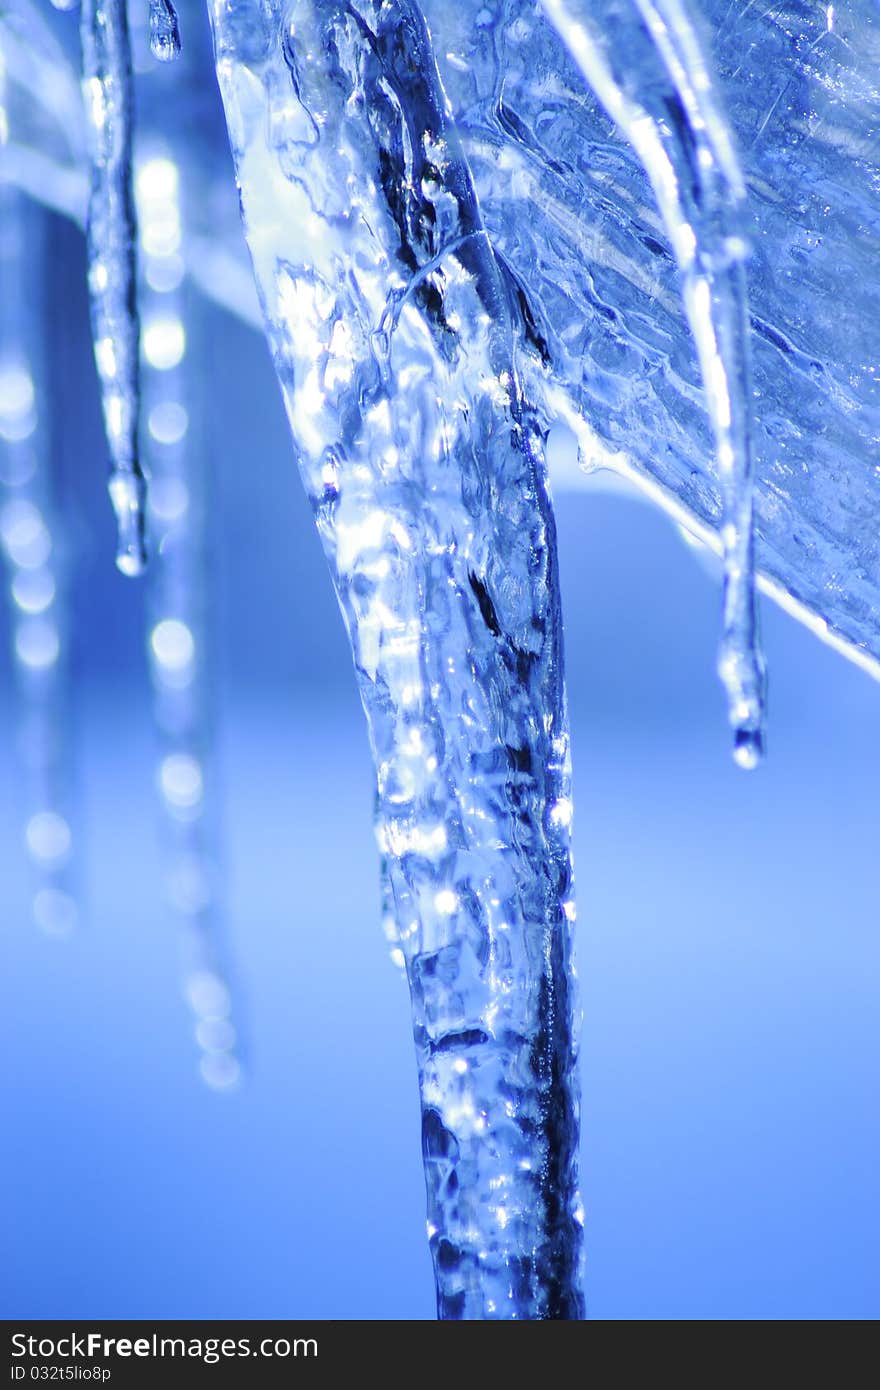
541,0,765,766
80,0,148,576
208,0,583,1317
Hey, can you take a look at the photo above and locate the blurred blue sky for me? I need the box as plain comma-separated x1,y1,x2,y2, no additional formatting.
0,217,877,1320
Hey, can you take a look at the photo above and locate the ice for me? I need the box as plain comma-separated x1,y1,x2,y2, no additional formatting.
2,0,880,1320
80,0,149,574
208,0,583,1317
149,0,182,64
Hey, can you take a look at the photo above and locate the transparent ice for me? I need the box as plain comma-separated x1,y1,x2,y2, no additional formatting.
80,0,149,574
1,0,879,1319
148,0,180,63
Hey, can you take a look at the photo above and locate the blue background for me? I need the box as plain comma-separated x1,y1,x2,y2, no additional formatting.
1,214,877,1321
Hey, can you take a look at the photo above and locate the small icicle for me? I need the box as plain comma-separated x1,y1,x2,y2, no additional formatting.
715,365,765,771
80,0,148,576
542,0,766,766
148,0,182,64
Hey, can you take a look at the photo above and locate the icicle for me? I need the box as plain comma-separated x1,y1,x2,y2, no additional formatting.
0,187,77,938
148,0,182,64
80,0,148,577
209,0,582,1317
541,0,766,765
136,146,240,1090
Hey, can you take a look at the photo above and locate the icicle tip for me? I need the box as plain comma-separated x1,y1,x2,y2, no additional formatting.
109,470,149,576
719,638,766,769
733,725,763,771
149,0,182,64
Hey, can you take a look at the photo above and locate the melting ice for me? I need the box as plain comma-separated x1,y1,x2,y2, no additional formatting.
2,0,879,1320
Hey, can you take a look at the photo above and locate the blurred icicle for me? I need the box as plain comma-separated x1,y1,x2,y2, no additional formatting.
0,186,77,938
541,0,766,765
136,139,240,1090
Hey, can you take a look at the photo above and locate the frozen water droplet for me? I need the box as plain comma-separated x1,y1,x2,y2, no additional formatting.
733,726,764,771
108,470,148,576
720,631,765,769
116,550,147,578
149,0,181,64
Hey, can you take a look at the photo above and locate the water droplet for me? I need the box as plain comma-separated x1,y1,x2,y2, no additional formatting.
149,0,182,64
733,726,764,771
26,811,72,866
108,471,148,576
